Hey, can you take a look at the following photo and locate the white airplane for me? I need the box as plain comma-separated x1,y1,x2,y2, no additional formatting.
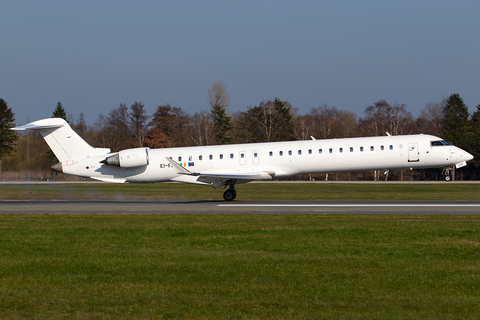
13,118,473,201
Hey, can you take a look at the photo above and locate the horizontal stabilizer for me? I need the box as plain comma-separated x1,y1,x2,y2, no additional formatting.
12,122,63,131
12,118,110,161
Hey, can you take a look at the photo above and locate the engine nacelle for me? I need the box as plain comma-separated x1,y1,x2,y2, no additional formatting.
101,147,149,168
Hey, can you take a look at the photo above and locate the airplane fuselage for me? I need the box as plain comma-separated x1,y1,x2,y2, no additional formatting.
59,134,470,185
13,118,473,200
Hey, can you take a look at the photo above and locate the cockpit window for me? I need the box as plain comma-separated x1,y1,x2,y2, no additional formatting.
431,140,452,146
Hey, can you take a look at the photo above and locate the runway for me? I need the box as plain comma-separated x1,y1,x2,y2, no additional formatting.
1,200,480,214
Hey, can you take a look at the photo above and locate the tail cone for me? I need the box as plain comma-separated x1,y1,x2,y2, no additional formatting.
51,162,63,173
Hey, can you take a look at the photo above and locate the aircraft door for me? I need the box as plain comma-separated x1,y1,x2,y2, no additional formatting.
253,150,259,165
240,151,246,165
408,143,419,162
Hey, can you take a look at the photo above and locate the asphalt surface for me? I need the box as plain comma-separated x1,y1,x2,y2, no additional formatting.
1,200,480,214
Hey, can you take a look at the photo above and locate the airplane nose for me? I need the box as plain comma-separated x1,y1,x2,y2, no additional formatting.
465,151,474,161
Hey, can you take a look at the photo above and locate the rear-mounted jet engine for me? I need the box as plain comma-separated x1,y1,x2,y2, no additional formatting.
100,147,150,168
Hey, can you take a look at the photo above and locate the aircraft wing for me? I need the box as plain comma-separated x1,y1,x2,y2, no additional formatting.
165,157,275,188
90,176,127,183
196,171,275,188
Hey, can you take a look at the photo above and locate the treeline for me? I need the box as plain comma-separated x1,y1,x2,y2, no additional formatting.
1,84,480,181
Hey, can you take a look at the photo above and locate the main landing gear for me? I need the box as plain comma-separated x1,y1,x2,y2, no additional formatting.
223,185,237,201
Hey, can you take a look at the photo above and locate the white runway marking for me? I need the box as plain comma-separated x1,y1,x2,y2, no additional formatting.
218,204,480,207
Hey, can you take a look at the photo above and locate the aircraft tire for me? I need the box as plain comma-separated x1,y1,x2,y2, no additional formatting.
223,189,236,201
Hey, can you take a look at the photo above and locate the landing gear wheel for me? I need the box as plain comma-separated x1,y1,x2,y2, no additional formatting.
443,167,452,182
223,188,236,201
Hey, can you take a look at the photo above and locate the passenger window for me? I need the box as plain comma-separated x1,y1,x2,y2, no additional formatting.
319,149,323,154
199,155,203,160
254,152,258,157
360,146,364,152
209,155,213,160
288,150,292,156
399,144,403,150
279,151,283,156
269,151,273,156
178,156,182,162
389,145,393,150
381,145,384,151
308,149,312,154
329,148,333,153
230,153,234,159
350,147,353,152
241,153,245,158
370,146,374,151
298,150,302,155
220,154,223,159
339,148,343,153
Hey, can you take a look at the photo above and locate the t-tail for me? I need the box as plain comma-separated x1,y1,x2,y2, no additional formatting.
12,118,110,163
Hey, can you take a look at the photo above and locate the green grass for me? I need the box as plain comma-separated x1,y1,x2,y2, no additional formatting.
1,214,479,319
1,184,480,318
1,182,480,201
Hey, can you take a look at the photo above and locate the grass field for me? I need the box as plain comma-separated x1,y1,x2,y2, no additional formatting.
1,214,479,319
1,183,480,319
1,181,480,201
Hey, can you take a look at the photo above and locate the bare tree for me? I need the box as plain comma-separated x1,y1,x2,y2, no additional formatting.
300,104,357,140
188,110,215,146
238,98,295,143
336,110,359,138
257,101,278,142
129,102,149,147
104,104,131,152
360,100,413,137
309,104,342,139
416,100,444,136
208,81,231,111
93,113,108,148
294,113,315,140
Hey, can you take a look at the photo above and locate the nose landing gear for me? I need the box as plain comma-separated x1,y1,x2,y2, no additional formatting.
443,166,452,181
223,185,237,201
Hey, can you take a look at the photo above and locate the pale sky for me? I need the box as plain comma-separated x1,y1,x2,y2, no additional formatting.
2,0,479,125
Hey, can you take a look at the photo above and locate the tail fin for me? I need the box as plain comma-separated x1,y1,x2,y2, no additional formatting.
12,118,110,162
